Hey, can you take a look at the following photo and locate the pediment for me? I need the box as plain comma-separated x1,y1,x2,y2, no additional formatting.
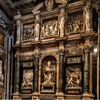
32,0,68,14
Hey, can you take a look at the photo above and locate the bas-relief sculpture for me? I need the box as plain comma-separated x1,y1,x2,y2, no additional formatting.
66,12,83,33
41,20,58,37
23,24,34,40
42,61,55,84
21,70,33,88
0,60,4,85
66,66,82,87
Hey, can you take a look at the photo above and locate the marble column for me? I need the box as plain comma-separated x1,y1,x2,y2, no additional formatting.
82,46,93,100
58,49,64,93
83,46,90,93
84,0,92,32
34,53,39,93
13,52,21,100
15,54,20,93
59,6,66,37
14,11,22,44
34,13,40,42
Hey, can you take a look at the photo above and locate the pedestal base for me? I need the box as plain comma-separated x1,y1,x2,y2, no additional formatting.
13,92,21,100
56,93,64,100
65,95,81,100
82,93,94,100
32,92,39,100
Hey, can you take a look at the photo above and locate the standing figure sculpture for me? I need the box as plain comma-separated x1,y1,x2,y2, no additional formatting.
84,6,91,32
0,60,4,85
59,8,65,37
35,15,40,41
43,61,54,84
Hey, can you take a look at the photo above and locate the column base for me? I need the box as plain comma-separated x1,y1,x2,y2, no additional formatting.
65,95,81,100
32,92,39,100
13,92,21,100
35,38,39,42
56,92,64,100
82,93,94,100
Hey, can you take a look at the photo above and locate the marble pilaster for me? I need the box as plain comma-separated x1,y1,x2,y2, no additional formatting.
58,49,64,93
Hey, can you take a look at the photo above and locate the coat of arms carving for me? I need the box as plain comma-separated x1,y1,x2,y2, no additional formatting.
45,0,54,11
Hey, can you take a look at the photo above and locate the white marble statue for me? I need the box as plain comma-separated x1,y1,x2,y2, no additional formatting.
59,9,65,36
35,15,40,40
84,6,91,32
43,61,54,84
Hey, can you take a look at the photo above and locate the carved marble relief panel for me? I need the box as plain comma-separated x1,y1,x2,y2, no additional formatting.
65,57,82,94
22,23,34,41
41,17,58,38
66,11,83,34
21,61,34,94
66,65,82,87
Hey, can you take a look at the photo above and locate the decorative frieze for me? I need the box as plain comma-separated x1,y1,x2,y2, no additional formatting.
66,47,83,55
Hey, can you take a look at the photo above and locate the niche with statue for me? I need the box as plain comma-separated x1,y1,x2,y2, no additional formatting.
41,56,56,93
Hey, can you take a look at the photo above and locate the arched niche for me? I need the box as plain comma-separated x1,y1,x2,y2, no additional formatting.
41,56,57,93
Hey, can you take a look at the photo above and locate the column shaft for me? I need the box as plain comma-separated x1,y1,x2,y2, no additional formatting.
58,51,64,92
84,49,90,93
15,57,20,93
34,54,39,92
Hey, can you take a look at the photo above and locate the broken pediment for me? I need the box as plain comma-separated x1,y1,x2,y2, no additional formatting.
32,0,68,14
